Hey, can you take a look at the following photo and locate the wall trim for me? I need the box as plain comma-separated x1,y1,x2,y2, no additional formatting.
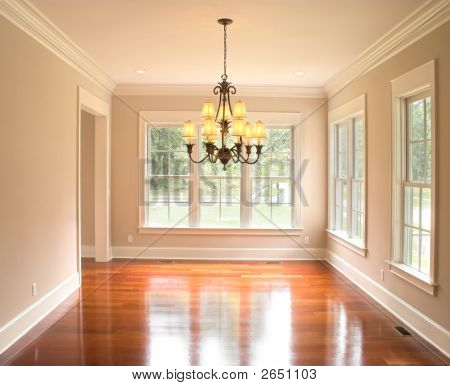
112,246,327,261
326,250,450,358
324,0,450,96
114,83,326,98
0,272,80,355
0,0,115,92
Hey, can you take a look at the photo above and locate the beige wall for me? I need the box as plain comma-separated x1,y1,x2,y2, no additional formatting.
111,95,328,250
80,111,95,247
0,15,110,326
327,22,450,330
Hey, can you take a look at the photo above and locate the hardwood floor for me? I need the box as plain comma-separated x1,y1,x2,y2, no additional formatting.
1,259,446,366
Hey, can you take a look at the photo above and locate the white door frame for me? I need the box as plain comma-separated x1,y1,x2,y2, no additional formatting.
77,87,111,276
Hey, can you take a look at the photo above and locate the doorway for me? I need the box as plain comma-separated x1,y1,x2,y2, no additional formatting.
77,87,111,279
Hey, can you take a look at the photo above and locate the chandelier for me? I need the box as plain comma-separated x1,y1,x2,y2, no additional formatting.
182,18,266,170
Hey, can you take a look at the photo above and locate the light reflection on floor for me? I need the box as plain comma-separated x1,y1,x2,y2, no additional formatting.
4,260,444,366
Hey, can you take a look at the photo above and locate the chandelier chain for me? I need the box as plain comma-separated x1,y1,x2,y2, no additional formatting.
223,24,227,77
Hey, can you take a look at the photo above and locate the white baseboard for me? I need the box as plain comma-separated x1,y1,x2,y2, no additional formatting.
0,272,80,355
81,245,95,258
112,246,327,261
326,250,450,358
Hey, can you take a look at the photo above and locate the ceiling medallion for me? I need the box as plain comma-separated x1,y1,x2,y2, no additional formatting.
182,18,266,170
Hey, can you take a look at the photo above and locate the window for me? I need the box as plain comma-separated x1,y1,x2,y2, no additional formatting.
145,127,190,227
199,143,241,227
403,94,431,274
328,95,366,253
139,111,301,233
251,127,293,227
391,60,436,294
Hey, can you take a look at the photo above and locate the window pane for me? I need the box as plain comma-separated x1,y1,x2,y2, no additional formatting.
169,128,185,150
353,117,364,151
425,97,431,139
252,152,271,177
150,128,169,150
169,152,188,175
272,204,291,227
352,181,364,213
148,203,169,225
421,187,431,231
200,160,220,176
404,226,420,270
353,150,364,179
252,179,271,203
353,117,364,179
337,123,347,178
267,128,290,152
171,178,189,202
408,142,425,182
169,203,189,226
335,205,347,232
221,204,240,227
336,180,348,208
272,179,291,204
149,178,169,202
425,140,431,183
404,186,420,228
351,211,364,241
252,204,272,227
200,179,219,203
420,231,431,275
151,152,169,175
200,204,220,226
222,178,240,203
271,153,291,177
409,99,424,141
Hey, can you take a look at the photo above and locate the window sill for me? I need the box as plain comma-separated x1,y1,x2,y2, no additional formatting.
138,226,303,236
326,229,367,257
385,260,437,295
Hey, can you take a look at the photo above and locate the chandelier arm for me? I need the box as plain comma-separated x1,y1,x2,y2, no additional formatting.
230,147,241,163
226,89,233,117
215,89,223,121
242,151,262,165
213,152,220,163
188,152,210,164
236,149,250,163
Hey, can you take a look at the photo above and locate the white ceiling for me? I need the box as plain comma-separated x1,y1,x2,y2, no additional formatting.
30,0,425,87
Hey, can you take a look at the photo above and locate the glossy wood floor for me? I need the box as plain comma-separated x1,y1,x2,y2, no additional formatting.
2,259,447,366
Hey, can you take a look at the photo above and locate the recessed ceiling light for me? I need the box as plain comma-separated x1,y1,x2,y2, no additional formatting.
294,71,305,76
135,68,147,74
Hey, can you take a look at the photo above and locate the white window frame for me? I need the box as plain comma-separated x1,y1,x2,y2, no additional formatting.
138,111,302,235
327,94,367,256
390,60,437,295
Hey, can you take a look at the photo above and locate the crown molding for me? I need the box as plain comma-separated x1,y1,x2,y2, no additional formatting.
114,83,326,98
324,0,450,97
0,0,116,92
